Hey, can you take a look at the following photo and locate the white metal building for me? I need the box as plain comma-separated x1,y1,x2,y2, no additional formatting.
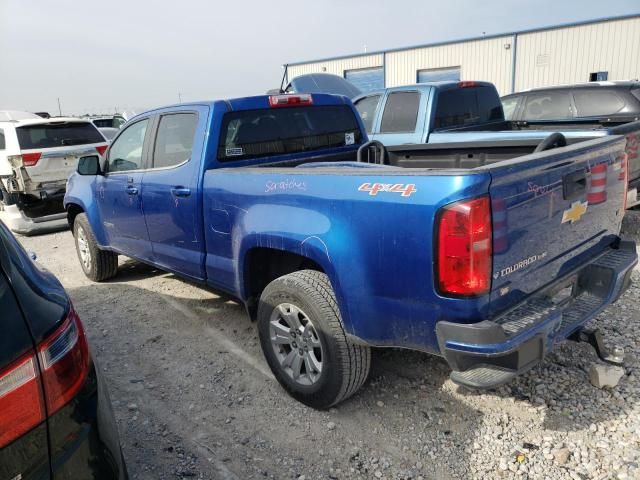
285,14,640,96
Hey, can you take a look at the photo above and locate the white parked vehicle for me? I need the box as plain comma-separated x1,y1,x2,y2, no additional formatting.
0,113,107,233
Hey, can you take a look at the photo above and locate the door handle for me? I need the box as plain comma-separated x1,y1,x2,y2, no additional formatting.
171,187,191,197
126,186,138,195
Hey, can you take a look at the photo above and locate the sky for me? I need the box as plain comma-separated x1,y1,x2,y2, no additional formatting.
1,0,638,115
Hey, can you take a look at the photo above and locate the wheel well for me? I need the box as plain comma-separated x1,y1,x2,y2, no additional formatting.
244,248,324,320
66,204,84,228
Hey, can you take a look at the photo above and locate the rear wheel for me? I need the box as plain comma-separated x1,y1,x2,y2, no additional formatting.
258,270,370,409
73,213,118,282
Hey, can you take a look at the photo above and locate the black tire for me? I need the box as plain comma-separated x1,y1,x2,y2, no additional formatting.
258,270,371,409
73,213,118,282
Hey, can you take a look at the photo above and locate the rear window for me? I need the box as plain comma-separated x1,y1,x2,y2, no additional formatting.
0,129,4,150
92,119,115,128
16,122,104,150
434,86,503,130
218,105,362,162
573,90,626,117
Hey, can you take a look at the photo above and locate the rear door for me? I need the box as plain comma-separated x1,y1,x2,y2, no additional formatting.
141,107,208,279
96,117,152,259
15,121,107,189
486,136,627,315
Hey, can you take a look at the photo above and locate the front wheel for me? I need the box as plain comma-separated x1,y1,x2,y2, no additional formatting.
73,213,118,282
258,270,371,409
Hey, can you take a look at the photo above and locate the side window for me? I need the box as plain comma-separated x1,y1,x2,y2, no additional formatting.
354,95,381,133
113,117,126,129
379,91,420,133
153,113,198,169
0,128,5,150
107,119,148,173
522,92,572,120
573,90,625,117
501,97,520,120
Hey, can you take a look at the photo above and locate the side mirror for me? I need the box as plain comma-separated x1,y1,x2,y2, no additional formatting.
77,155,102,175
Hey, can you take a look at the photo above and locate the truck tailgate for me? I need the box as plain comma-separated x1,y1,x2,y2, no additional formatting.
486,136,628,316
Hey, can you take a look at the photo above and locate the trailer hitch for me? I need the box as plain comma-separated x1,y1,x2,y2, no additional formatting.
568,328,624,365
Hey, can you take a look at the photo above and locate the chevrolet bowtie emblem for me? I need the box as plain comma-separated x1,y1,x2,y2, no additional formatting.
561,200,588,224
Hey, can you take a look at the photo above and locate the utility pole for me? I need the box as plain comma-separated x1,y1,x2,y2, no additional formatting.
57,97,62,116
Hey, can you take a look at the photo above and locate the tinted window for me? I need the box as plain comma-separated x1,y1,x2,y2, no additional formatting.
501,96,520,120
0,129,4,150
354,95,380,133
434,86,503,130
522,92,572,120
16,122,104,149
573,90,625,117
380,91,420,133
113,117,126,129
417,67,460,83
153,113,198,168
0,270,33,370
107,119,148,172
344,68,384,94
218,105,362,162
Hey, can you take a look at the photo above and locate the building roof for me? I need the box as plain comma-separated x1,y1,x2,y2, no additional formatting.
285,13,640,67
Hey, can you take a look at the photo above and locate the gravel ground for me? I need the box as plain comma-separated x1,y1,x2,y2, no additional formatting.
15,213,640,480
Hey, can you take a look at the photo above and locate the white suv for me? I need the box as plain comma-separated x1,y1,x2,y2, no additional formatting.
0,112,107,234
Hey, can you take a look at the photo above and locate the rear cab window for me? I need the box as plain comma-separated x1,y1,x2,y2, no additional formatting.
380,91,420,133
218,105,362,162
16,122,104,150
434,85,503,130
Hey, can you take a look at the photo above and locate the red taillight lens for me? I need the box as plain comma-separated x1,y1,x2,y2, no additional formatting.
436,196,492,296
38,305,90,416
269,94,313,108
21,152,42,166
95,144,108,156
0,354,46,448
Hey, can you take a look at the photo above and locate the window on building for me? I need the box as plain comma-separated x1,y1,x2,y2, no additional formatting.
344,67,384,93
573,90,625,117
380,91,420,133
521,92,572,120
354,95,381,133
589,71,608,82
153,113,198,168
417,67,461,83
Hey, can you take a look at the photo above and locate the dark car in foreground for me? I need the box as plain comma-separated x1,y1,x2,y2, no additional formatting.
0,221,127,479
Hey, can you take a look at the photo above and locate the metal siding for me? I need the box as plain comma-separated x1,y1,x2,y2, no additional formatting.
384,36,514,94
515,17,640,91
287,16,640,96
287,54,384,83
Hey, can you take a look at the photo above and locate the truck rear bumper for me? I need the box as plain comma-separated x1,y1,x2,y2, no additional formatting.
436,240,637,389
0,203,68,235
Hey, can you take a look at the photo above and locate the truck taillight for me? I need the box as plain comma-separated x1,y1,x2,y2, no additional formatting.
21,152,42,167
269,94,313,107
436,196,492,297
0,304,89,448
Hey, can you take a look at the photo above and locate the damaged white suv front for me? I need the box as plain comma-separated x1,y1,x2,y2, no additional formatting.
0,112,107,234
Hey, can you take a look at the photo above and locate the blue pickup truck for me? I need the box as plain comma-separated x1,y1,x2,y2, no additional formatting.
64,92,636,408
350,81,640,207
